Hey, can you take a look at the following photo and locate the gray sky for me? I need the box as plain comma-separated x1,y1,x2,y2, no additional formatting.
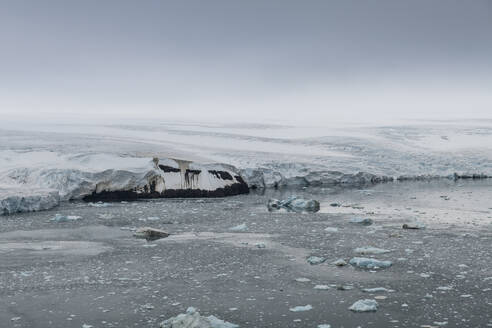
1,0,491,124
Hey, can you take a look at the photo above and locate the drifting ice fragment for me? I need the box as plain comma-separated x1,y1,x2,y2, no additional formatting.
349,257,392,269
349,299,378,312
295,277,311,282
267,197,320,213
160,307,239,328
402,222,426,229
314,285,330,290
50,214,81,222
307,256,326,265
229,223,247,232
354,247,391,255
362,287,390,293
289,305,313,312
333,259,348,266
350,218,373,226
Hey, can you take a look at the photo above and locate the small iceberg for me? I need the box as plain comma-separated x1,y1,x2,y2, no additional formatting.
350,217,373,226
349,257,392,269
267,197,320,213
307,256,326,265
160,307,239,328
229,223,247,232
50,214,81,222
289,305,313,312
354,247,391,255
349,299,378,312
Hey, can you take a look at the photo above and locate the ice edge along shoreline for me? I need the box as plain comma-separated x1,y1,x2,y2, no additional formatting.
1,157,491,216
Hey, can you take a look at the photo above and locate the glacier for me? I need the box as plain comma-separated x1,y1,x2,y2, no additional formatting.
0,151,248,214
1,120,492,214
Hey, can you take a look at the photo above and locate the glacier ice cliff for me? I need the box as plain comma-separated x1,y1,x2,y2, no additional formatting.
0,152,248,214
0,187,60,215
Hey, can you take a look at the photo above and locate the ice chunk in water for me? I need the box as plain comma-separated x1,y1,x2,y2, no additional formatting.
349,299,378,312
349,257,392,269
289,305,313,312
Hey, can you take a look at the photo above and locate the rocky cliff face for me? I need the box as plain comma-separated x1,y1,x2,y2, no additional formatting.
83,158,249,201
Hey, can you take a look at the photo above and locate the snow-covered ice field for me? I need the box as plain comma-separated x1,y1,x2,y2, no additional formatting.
2,119,492,175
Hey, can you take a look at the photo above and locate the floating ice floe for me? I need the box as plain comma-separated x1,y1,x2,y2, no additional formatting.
50,213,82,222
318,325,331,328
354,247,391,255
333,259,348,266
362,287,391,293
307,256,326,265
324,227,339,233
350,218,373,226
139,216,160,222
229,223,247,232
295,277,311,283
88,202,111,207
349,257,392,269
402,222,426,229
267,197,320,213
160,307,239,328
314,285,330,290
349,299,378,312
289,305,313,312
433,321,448,326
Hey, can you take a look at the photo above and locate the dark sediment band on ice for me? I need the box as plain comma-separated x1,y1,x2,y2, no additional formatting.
208,170,234,180
397,173,490,181
158,165,181,173
82,181,249,202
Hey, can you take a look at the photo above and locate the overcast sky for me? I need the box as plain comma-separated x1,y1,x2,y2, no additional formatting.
1,0,491,124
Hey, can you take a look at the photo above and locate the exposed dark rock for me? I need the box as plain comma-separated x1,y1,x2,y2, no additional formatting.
403,222,426,229
133,227,170,241
208,170,234,180
82,182,249,202
158,165,180,173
